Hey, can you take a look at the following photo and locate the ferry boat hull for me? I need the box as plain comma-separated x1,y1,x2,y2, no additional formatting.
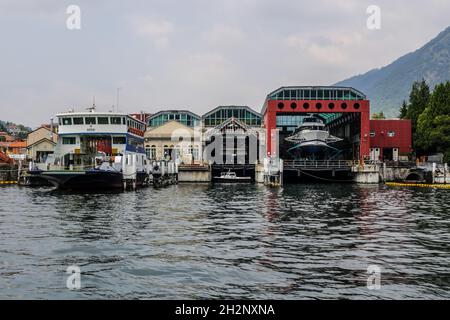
29,170,148,191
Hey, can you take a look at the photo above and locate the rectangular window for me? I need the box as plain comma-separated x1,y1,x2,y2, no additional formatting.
111,117,121,125
62,137,76,145
112,137,126,144
73,117,83,125
387,131,395,137
98,117,109,125
85,117,96,125
62,118,72,125
304,90,310,99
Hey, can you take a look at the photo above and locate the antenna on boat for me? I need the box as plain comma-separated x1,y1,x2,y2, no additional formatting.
87,96,96,112
116,88,122,113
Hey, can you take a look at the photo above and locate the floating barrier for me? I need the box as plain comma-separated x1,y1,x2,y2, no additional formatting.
386,182,450,189
0,181,18,185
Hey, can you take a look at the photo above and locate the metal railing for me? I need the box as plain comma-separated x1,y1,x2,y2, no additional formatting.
283,160,354,169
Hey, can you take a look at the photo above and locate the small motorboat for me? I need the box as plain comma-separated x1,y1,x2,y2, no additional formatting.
213,170,252,183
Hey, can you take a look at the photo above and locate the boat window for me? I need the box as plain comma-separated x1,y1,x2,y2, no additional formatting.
73,117,84,125
122,117,126,125
85,117,96,125
113,137,126,144
62,137,76,145
111,117,122,125
128,136,144,149
98,117,109,125
62,118,72,125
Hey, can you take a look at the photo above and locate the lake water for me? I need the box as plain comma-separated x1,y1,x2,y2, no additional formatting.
0,183,449,299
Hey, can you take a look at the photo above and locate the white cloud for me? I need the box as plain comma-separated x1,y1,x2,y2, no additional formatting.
130,16,174,49
202,24,246,48
285,32,364,66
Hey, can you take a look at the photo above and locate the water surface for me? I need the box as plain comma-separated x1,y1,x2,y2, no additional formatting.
0,183,449,299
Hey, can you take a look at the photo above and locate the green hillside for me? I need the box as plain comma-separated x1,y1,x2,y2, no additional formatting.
336,26,450,117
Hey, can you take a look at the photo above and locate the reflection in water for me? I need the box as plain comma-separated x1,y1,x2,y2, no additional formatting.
0,184,448,299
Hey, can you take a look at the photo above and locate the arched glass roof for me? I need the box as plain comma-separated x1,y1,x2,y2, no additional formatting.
267,86,366,101
147,110,200,127
202,106,261,127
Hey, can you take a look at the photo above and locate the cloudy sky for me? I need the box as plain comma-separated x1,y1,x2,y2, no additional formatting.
1,0,449,127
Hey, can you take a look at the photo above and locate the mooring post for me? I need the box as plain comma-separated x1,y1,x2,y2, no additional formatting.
432,162,436,184
279,158,284,186
444,163,448,185
18,159,22,183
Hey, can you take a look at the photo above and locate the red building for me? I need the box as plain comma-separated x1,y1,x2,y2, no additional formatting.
262,86,371,160
130,112,151,124
369,119,412,161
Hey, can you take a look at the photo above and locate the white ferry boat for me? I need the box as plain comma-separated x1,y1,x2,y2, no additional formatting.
29,107,150,190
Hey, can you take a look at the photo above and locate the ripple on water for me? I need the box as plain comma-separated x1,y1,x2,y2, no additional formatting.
0,184,449,299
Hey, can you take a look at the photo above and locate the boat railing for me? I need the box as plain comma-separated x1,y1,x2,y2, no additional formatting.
32,163,98,172
284,160,354,169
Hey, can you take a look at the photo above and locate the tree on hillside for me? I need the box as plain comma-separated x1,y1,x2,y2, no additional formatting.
372,112,386,120
417,81,450,162
406,79,430,129
399,100,408,119
404,79,430,154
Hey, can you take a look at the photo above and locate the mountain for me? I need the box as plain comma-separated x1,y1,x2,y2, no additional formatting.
335,26,450,117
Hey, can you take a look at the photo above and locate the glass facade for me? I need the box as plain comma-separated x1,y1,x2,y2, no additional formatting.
203,106,261,127
318,113,343,124
276,115,306,128
148,111,200,128
268,87,366,101
277,113,342,130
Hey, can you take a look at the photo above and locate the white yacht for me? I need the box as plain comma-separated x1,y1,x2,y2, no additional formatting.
29,107,150,190
285,116,342,154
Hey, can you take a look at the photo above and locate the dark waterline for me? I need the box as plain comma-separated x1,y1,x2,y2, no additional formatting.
0,183,449,299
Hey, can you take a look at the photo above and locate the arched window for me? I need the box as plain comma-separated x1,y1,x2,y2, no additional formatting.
146,145,157,160
174,145,181,159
